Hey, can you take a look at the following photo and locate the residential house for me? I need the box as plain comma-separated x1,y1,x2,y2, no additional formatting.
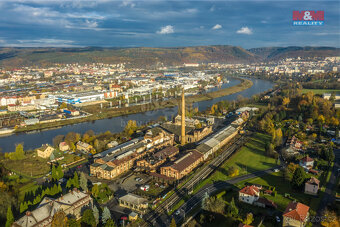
118,193,148,213
238,185,260,205
299,156,314,170
37,144,55,159
59,142,70,152
160,150,204,180
304,177,320,195
12,188,92,227
282,202,310,227
76,141,93,153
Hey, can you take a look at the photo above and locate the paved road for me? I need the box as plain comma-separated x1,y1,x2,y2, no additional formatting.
316,149,340,218
174,167,280,225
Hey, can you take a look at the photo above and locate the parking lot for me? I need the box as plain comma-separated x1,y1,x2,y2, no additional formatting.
108,172,152,197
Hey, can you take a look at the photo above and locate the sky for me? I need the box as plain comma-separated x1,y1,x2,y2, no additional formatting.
0,0,339,48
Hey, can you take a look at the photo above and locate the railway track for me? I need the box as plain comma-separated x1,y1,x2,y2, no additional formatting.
142,135,248,226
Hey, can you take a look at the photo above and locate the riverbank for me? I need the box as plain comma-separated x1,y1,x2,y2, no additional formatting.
13,78,253,134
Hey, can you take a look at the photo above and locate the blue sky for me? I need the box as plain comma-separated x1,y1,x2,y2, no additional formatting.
0,0,339,48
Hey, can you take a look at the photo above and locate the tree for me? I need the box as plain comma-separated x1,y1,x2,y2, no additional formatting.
93,205,99,225
59,102,67,109
53,135,64,148
243,213,254,225
51,165,57,180
291,167,306,189
204,196,226,214
80,172,88,192
102,207,111,224
282,97,290,107
170,218,177,227
274,128,283,146
67,218,80,227
57,165,64,180
227,166,239,177
104,219,117,227
124,120,138,136
82,209,96,227
5,206,14,227
92,184,99,197
9,144,25,160
51,211,68,227
73,172,79,188
227,197,238,217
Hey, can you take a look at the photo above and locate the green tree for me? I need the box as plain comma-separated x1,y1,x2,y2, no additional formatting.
73,172,79,188
102,207,111,224
227,197,239,217
291,167,306,189
20,202,28,213
56,165,64,180
104,219,117,227
82,209,96,227
67,218,80,227
80,172,88,192
5,206,14,227
51,165,57,181
93,205,99,225
92,184,99,198
170,218,177,227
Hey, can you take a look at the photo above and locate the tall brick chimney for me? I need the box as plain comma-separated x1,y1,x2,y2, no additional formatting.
181,87,186,146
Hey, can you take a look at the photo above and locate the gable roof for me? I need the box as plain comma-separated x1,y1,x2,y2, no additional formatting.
283,202,310,222
239,185,260,196
300,156,314,163
306,177,320,186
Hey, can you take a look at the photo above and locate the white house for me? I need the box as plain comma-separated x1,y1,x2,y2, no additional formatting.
299,156,314,169
238,185,260,204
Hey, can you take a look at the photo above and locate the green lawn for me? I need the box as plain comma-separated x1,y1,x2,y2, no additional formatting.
193,133,277,193
236,171,317,213
302,89,340,95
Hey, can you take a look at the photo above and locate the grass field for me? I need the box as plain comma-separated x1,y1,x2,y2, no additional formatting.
193,133,277,193
302,89,340,95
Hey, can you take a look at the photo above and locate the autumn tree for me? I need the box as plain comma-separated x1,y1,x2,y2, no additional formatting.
170,218,177,227
51,211,68,227
282,97,290,107
243,213,254,225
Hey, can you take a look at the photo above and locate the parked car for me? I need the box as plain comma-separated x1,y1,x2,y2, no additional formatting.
135,177,141,182
276,216,281,223
274,169,279,172
175,210,180,215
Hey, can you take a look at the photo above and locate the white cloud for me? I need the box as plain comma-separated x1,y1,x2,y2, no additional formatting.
157,25,174,34
212,24,222,30
236,27,253,35
120,0,135,8
210,5,215,12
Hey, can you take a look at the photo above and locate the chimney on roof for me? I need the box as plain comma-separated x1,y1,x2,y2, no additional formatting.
26,211,31,216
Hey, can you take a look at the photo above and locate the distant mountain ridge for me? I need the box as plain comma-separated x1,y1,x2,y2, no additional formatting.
248,46,340,61
0,45,339,68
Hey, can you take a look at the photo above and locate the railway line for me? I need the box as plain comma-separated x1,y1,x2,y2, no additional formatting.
142,135,248,227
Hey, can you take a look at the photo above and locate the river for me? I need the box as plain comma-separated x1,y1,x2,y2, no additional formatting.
0,77,274,153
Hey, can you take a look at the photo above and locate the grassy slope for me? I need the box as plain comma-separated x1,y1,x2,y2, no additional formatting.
302,89,340,95
193,133,277,193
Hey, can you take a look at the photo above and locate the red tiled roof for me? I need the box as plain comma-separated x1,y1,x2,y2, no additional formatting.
239,185,260,196
283,202,310,222
306,177,320,185
300,156,314,162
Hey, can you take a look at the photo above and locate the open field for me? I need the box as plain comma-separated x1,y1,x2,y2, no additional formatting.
302,89,340,95
193,133,277,193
